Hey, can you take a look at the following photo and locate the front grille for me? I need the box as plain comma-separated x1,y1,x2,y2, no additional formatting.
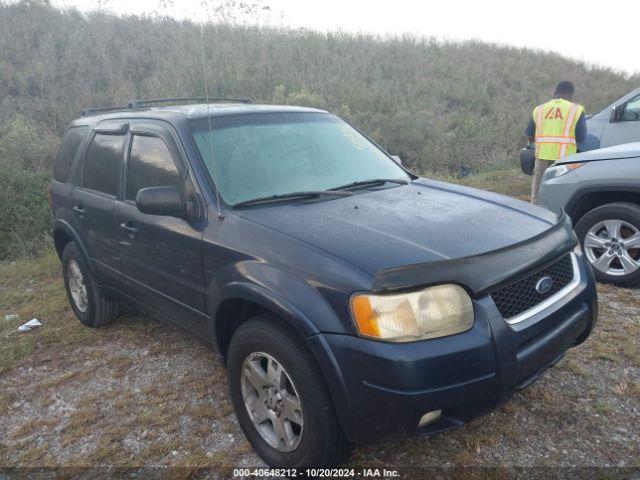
490,253,574,319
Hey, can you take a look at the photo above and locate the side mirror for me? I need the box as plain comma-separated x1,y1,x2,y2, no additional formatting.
610,105,621,122
391,155,403,166
136,186,190,218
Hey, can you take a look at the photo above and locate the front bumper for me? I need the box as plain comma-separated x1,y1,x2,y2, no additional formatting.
307,252,597,444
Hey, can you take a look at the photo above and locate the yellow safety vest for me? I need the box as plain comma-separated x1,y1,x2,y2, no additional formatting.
533,98,584,161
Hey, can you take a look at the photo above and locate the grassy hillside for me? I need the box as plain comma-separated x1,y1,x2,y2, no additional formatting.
0,0,638,259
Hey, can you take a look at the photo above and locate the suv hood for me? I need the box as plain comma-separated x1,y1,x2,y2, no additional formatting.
237,179,559,275
560,142,640,164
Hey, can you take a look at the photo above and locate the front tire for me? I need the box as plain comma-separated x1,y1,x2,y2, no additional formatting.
62,242,119,327
227,315,351,467
575,202,640,287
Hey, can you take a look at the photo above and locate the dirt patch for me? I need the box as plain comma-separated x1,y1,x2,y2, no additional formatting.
1,253,638,470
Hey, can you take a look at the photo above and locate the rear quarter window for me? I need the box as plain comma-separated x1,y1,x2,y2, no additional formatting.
53,126,89,182
84,133,125,196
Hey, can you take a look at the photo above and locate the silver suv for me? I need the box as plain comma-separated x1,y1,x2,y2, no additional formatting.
539,142,640,286
582,87,640,151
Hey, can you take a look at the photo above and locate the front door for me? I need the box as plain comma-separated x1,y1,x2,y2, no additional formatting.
115,121,207,334
601,93,640,148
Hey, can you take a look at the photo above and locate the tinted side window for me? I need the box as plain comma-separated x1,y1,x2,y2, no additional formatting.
84,133,125,196
126,135,181,200
54,126,88,182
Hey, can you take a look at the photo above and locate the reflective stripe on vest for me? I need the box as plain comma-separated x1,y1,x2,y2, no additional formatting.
533,99,583,161
560,103,580,157
535,136,577,145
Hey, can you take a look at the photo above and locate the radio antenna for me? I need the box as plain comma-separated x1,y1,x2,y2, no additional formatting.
200,23,223,219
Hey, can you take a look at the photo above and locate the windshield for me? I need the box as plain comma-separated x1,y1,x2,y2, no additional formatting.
189,112,409,205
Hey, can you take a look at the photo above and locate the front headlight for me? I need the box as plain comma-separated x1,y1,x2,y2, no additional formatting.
544,162,584,181
350,284,474,342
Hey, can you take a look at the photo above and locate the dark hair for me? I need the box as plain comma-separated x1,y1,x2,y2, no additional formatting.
555,81,575,95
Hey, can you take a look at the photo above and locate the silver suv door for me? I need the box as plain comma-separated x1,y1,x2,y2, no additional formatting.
601,92,640,148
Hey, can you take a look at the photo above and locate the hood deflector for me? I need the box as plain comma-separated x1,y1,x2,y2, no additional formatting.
371,213,577,296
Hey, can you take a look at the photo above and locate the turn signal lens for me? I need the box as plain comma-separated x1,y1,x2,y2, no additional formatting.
350,285,474,342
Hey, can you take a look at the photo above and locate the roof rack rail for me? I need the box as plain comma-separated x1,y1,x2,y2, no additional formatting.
80,105,132,117
127,97,253,108
81,97,253,117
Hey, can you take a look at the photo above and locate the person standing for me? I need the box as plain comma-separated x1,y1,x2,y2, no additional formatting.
527,81,586,204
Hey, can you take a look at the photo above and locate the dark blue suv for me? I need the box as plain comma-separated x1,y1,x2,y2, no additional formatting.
50,99,598,467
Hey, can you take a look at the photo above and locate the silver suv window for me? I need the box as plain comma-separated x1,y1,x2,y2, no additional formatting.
622,94,640,122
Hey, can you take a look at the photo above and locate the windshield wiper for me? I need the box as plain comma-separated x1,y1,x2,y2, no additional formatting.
327,178,410,191
233,190,354,208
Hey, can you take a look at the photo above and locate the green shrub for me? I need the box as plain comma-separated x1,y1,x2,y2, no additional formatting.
0,114,57,173
0,167,52,260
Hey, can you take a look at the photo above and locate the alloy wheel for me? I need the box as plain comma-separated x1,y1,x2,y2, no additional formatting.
240,352,304,452
584,219,640,276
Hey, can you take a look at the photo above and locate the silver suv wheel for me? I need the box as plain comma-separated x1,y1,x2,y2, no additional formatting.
584,219,640,276
240,352,304,452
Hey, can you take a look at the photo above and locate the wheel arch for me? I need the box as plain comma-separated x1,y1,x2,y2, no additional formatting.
212,282,320,360
53,228,73,259
566,186,640,225
52,219,95,275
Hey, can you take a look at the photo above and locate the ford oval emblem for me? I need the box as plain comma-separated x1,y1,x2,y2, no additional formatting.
535,276,554,294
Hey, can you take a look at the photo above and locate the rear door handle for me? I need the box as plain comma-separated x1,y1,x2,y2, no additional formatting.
73,205,85,216
119,222,138,236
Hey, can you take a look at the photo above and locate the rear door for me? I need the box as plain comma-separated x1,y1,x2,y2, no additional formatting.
71,121,127,283
115,120,207,334
51,124,90,225
601,93,640,148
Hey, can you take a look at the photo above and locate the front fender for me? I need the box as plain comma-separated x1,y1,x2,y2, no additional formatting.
214,280,320,340
206,260,353,345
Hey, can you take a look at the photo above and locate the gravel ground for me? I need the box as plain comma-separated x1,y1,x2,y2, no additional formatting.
1,253,639,477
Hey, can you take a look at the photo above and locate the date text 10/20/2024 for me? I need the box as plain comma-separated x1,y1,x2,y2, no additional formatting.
233,468,401,478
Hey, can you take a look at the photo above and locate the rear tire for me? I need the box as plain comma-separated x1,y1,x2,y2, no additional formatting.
227,315,351,467
575,202,640,287
62,242,119,327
